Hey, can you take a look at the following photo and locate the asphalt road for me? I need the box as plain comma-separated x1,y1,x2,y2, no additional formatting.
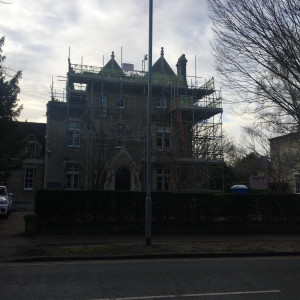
1,256,300,300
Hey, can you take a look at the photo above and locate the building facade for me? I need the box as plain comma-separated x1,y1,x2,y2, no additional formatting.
2,122,46,207
45,48,223,192
269,131,300,193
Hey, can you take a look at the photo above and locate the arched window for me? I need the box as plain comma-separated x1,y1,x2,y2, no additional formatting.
115,124,126,148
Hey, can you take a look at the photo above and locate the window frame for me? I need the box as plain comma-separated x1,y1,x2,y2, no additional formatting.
157,168,170,191
294,173,300,194
25,143,37,157
115,123,127,148
24,168,34,191
66,164,80,190
156,97,167,109
156,126,171,150
68,121,81,148
99,95,107,117
117,97,126,109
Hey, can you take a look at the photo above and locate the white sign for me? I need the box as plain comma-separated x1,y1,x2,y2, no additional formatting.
250,175,268,190
122,63,134,72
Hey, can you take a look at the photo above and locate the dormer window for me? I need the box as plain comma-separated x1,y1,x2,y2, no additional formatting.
25,143,36,157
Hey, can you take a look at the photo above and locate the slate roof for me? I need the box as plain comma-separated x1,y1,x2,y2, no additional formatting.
152,47,176,76
19,122,46,145
99,51,125,76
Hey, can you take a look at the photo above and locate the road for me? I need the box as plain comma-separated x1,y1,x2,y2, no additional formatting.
1,256,300,299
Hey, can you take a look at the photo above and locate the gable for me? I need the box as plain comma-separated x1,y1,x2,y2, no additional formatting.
15,122,46,146
152,47,176,76
99,51,125,76
110,148,139,171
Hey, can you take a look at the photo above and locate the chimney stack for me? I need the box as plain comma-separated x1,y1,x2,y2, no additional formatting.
176,54,188,86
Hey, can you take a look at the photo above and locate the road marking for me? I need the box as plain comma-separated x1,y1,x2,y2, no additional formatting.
91,289,281,300
3,254,300,267
182,290,282,297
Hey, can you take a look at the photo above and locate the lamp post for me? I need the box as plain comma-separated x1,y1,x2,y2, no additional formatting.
145,0,153,247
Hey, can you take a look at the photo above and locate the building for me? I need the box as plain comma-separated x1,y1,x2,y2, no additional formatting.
45,48,223,192
2,122,46,208
269,131,300,193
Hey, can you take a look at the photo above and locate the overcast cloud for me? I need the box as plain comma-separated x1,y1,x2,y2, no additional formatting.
0,0,242,139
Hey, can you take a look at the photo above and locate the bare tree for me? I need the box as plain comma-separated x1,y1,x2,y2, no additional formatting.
222,133,244,167
208,0,300,129
269,132,300,192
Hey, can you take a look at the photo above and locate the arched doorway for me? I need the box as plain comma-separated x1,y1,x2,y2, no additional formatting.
115,167,131,190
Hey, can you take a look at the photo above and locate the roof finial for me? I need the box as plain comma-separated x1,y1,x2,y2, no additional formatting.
161,47,164,57
111,51,115,59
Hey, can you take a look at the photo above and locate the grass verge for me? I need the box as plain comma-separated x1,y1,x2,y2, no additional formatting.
19,240,300,258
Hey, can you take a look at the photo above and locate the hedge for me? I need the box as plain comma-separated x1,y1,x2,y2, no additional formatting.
34,190,300,224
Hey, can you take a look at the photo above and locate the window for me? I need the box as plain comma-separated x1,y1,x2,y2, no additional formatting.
117,97,125,109
99,96,107,117
25,143,36,157
157,169,170,191
0,174,7,186
294,174,300,194
115,124,126,148
156,97,167,109
24,168,34,190
66,164,80,190
157,126,171,150
0,186,7,196
68,122,81,147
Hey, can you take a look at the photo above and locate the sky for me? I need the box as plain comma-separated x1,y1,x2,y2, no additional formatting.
0,0,244,140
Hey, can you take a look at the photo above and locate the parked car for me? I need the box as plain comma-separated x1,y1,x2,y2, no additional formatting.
0,186,13,218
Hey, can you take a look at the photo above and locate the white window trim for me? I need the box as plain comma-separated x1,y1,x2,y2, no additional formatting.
66,164,80,190
157,168,170,191
25,143,37,157
24,168,34,191
156,126,171,150
68,121,81,148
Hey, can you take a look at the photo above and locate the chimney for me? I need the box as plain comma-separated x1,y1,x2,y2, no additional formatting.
176,54,188,86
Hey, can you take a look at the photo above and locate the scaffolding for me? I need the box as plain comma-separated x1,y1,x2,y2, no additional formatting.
51,56,223,192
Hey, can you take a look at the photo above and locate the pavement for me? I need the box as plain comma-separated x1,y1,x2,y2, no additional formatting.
1,212,300,263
